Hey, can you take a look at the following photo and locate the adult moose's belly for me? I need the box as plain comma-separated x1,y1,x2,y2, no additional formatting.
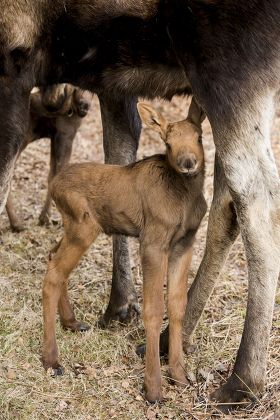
67,0,160,25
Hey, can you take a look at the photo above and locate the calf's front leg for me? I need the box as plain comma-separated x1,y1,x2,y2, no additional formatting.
159,156,240,354
167,244,193,385
98,94,141,325
141,242,167,403
141,246,167,403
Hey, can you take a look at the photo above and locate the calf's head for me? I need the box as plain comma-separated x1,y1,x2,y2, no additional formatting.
137,99,205,176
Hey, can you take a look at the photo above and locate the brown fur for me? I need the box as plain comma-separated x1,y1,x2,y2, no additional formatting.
5,84,91,231
42,98,207,402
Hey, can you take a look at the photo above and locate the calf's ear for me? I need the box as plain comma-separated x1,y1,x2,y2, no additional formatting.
187,97,206,128
137,102,168,140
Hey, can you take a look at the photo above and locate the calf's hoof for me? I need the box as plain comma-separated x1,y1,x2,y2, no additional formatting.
169,366,188,387
43,359,64,377
11,223,25,233
99,299,140,328
211,374,263,412
62,320,90,333
144,384,163,404
49,365,65,377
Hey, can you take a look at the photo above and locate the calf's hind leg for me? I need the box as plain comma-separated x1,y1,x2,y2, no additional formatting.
58,281,90,333
42,216,100,373
99,94,141,325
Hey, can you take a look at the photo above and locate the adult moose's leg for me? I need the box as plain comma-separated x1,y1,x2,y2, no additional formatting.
39,131,75,225
206,93,280,406
183,156,240,347
0,49,33,213
98,94,141,325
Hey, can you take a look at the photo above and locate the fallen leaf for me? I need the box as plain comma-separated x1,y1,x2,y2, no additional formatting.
85,366,97,380
198,368,214,383
73,362,86,376
121,380,130,389
214,362,227,373
187,371,196,383
146,407,157,420
55,400,69,412
6,368,17,380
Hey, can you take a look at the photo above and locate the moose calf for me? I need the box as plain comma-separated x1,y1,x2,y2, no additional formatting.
5,84,90,231
42,99,207,403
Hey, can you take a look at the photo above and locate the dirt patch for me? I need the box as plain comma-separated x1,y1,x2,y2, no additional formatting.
0,95,279,419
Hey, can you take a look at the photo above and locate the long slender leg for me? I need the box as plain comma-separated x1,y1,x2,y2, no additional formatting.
98,94,141,325
42,220,99,373
209,96,280,402
141,241,168,403
183,156,239,346
0,66,32,213
207,94,280,405
58,282,90,333
168,245,193,385
39,131,75,225
158,156,239,354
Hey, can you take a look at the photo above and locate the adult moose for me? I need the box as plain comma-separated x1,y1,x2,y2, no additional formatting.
0,0,279,409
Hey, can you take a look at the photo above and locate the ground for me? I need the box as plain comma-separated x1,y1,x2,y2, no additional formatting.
0,95,279,420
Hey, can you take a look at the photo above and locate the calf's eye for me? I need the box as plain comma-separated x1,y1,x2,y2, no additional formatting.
166,143,171,150
198,136,202,144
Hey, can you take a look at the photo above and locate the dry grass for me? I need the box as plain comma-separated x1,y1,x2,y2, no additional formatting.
0,96,279,420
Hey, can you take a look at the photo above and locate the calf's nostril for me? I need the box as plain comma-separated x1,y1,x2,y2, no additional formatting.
183,158,196,170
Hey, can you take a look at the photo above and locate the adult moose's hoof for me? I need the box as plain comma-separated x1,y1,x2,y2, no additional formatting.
62,320,90,333
211,374,262,412
99,297,140,328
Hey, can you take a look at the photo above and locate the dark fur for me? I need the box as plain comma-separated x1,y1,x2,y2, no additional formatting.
5,85,90,231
